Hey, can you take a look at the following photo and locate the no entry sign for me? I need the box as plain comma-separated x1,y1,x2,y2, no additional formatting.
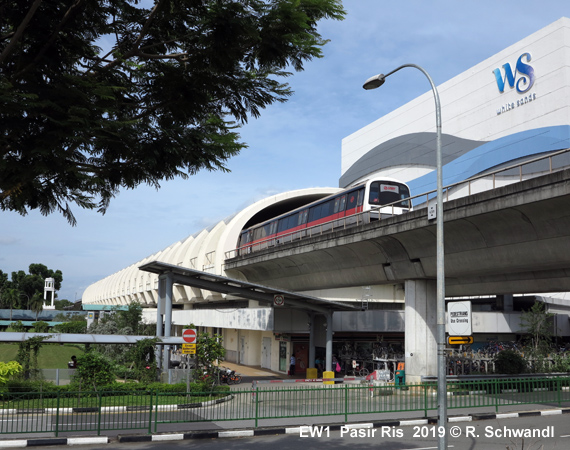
182,328,197,344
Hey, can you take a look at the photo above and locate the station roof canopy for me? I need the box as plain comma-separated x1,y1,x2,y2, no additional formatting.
139,261,358,314
0,332,184,344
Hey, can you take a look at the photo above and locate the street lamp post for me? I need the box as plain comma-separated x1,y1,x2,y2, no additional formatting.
363,64,447,450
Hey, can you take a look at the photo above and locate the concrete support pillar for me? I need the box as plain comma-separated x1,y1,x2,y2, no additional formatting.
161,273,174,373
156,277,165,369
308,313,316,369
156,273,174,371
324,311,333,372
404,279,438,383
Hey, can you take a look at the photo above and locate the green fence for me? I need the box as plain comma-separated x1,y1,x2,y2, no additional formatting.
1,376,569,436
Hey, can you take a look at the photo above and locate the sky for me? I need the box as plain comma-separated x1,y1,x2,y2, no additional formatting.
1,0,568,302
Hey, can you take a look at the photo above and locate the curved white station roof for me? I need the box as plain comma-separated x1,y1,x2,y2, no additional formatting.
82,187,340,306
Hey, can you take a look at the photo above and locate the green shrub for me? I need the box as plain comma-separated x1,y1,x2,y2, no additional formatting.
113,365,137,380
72,352,115,387
551,353,570,373
52,321,87,334
494,350,527,374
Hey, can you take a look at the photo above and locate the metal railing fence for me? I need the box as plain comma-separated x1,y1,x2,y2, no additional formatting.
1,376,569,436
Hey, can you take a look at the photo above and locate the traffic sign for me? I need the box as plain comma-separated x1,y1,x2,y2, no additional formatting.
273,294,285,307
182,328,197,343
448,336,474,345
182,344,196,349
182,346,196,355
447,301,472,336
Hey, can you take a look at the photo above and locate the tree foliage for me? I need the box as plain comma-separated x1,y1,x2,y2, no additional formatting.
54,299,74,310
127,337,160,383
193,330,225,385
0,0,345,225
30,320,50,333
52,317,88,334
521,301,555,356
72,352,115,387
494,350,527,375
87,302,153,363
16,335,50,380
0,361,22,386
0,263,62,312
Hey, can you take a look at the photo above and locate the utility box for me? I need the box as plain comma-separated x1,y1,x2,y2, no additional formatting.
306,367,317,379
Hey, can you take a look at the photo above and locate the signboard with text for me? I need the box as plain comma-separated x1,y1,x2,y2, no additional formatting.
447,301,472,336
182,343,196,355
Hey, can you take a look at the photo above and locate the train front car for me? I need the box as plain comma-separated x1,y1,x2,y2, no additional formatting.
363,178,412,220
235,177,412,256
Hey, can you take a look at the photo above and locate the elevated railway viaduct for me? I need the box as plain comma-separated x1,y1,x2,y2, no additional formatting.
224,169,570,381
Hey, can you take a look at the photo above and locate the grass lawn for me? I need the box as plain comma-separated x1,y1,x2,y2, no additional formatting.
0,343,84,368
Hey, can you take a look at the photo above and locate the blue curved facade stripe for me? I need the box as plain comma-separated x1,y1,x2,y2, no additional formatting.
407,125,570,195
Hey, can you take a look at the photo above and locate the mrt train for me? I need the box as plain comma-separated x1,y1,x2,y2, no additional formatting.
237,178,412,254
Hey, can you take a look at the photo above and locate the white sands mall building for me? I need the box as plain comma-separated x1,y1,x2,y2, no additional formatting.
83,18,570,374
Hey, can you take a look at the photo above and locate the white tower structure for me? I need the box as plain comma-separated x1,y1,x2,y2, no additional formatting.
44,277,56,310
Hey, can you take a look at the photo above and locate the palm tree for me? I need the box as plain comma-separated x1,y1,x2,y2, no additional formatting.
29,292,44,321
3,288,21,321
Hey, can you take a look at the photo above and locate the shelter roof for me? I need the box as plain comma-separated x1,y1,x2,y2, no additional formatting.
139,261,357,314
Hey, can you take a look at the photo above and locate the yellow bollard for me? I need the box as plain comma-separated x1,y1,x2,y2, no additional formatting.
306,367,318,379
323,370,334,385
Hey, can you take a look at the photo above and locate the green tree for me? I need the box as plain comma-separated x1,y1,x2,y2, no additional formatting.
52,312,88,334
494,350,527,374
2,287,21,320
16,335,49,380
521,301,555,356
29,292,44,320
127,338,160,383
54,299,73,310
0,269,8,299
52,321,87,334
30,320,50,333
6,320,26,332
2,264,63,311
0,0,345,225
87,302,153,363
113,302,146,335
193,330,226,386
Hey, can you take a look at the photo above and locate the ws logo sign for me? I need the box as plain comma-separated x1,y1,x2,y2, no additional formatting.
493,52,535,94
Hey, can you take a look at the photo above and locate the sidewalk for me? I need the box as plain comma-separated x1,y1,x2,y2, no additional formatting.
220,361,289,382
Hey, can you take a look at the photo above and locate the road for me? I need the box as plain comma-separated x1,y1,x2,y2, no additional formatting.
60,414,570,450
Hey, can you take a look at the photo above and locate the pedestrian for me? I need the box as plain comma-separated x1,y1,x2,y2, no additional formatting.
315,356,323,375
332,355,341,374
289,354,296,377
68,355,78,369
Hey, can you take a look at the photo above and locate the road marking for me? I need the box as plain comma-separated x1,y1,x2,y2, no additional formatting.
400,419,428,426
152,434,184,441
219,430,254,438
401,446,454,450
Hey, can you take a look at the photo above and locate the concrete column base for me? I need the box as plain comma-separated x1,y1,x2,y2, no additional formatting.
404,279,438,381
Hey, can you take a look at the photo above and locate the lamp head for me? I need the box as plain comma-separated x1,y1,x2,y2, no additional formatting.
363,74,386,90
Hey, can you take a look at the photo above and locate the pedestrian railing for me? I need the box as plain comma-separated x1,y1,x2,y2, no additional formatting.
1,376,569,436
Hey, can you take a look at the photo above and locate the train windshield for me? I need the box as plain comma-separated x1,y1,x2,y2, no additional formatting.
368,181,411,208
